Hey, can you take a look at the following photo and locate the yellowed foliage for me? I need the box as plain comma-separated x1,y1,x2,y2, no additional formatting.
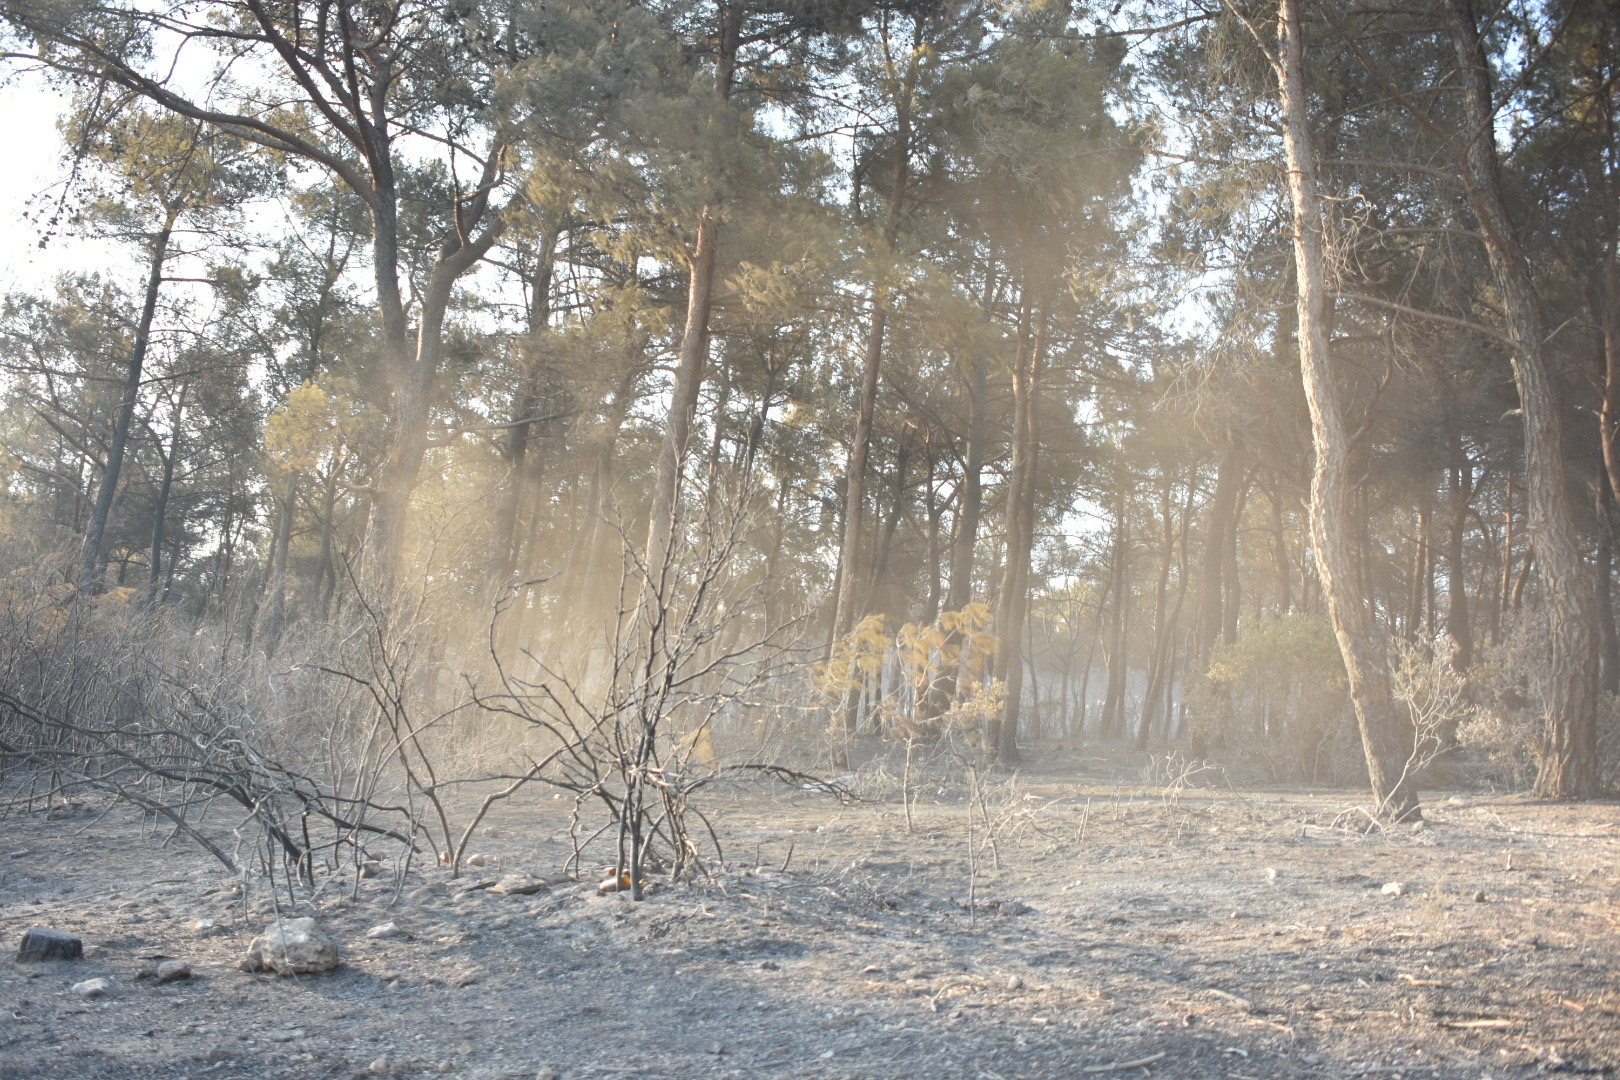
263,377,376,477
820,614,890,698
676,726,717,766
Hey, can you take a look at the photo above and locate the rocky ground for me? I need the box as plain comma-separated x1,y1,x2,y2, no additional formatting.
2,748,1617,1080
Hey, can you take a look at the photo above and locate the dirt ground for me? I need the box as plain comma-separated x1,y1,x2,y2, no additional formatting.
2,747,1617,1080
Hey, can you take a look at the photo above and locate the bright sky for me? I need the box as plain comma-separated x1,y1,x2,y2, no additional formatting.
0,71,121,296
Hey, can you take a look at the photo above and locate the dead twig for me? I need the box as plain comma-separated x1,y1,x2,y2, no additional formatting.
1081,1051,1168,1073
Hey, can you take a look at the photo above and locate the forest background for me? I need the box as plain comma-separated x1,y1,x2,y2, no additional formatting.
0,0,1615,889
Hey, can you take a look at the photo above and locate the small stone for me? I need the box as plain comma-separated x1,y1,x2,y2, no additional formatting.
465,853,490,867
1265,867,1281,883
1006,975,1024,991
1381,882,1406,897
436,1063,455,1075
367,922,404,939
244,918,339,975
267,1031,300,1043
16,927,82,962
191,918,217,933
536,1068,559,1080
1472,890,1487,903
455,1042,474,1057
488,874,550,896
367,1058,392,1075
156,961,191,984
358,861,384,879
72,977,112,999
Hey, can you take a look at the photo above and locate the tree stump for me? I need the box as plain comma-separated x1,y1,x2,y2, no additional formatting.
16,927,82,962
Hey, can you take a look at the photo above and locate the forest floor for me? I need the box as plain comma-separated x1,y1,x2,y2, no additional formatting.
1,746,1617,1080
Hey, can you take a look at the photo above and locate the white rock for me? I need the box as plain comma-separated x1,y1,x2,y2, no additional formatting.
72,977,112,999
156,960,191,984
367,1058,392,1075
1381,881,1406,897
245,918,339,975
488,874,550,896
366,922,404,939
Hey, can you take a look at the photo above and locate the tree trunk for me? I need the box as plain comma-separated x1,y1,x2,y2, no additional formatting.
1597,479,1619,696
645,10,740,600
311,466,339,622
867,443,911,618
1447,0,1598,798
1194,444,1240,666
562,369,640,625
1497,478,1515,642
490,223,562,586
1446,435,1474,668
79,206,177,589
923,339,991,725
947,347,990,614
1269,480,1292,615
831,23,919,649
995,290,1045,764
1099,483,1131,741
146,383,187,602
1277,0,1418,819
263,472,299,655
364,148,504,581
1135,477,1177,750
1407,499,1431,640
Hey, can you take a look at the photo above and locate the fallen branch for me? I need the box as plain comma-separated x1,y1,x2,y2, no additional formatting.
1082,1051,1168,1073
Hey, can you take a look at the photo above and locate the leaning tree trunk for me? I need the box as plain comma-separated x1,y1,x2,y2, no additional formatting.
1276,0,1418,820
1447,0,1598,798
645,7,741,598
80,206,177,589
